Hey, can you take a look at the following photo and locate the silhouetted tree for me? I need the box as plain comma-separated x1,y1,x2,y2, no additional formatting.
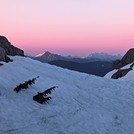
33,86,57,104
41,86,58,96
14,76,39,93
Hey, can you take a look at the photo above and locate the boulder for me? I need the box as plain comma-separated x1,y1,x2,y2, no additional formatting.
113,48,134,69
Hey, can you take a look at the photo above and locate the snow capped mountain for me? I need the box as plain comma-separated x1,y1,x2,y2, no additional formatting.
86,52,122,61
35,52,46,57
35,51,56,58
0,56,134,134
34,51,122,63
34,51,65,62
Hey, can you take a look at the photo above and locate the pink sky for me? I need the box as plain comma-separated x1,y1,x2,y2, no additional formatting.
0,0,134,56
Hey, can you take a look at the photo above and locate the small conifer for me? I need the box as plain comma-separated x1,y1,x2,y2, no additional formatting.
14,76,39,93
33,86,57,104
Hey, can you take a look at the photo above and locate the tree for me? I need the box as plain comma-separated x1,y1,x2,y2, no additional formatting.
33,86,58,104
14,76,39,93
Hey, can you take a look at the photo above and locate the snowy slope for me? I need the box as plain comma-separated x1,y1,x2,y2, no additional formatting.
0,56,134,134
105,62,134,81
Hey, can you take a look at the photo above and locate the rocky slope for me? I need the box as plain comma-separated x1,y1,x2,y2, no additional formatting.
105,48,134,79
0,36,24,62
112,48,134,69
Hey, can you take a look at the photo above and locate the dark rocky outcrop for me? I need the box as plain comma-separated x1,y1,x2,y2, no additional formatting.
0,36,24,56
110,48,134,79
0,47,7,62
113,48,134,69
112,60,122,70
0,35,24,62
111,68,132,79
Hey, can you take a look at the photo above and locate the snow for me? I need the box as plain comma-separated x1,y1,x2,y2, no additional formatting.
35,52,46,57
105,62,134,81
0,56,134,134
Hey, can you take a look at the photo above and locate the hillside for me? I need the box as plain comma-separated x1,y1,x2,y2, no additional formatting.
34,51,113,76
0,56,134,134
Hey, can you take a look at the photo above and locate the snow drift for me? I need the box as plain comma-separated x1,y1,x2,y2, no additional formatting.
0,56,134,134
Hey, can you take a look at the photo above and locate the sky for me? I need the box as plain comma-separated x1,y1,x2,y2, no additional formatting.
0,0,134,56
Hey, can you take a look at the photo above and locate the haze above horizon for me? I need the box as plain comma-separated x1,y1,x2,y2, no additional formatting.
0,0,134,56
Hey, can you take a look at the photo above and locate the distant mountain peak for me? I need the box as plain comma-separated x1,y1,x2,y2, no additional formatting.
35,51,59,57
35,52,46,57
34,51,64,62
45,51,51,55
86,52,122,61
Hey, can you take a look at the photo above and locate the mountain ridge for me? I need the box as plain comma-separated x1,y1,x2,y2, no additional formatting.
33,51,120,76
49,60,112,76
34,51,122,63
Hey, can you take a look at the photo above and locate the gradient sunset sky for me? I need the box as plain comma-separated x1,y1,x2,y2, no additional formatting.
0,0,134,56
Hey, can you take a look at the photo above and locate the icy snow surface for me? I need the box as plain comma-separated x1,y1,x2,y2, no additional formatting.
0,56,134,134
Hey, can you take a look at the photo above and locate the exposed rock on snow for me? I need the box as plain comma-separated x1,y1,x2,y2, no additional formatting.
105,48,134,79
111,68,132,79
113,48,134,69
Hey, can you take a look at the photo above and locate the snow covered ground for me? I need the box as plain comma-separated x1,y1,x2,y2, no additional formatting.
0,56,134,134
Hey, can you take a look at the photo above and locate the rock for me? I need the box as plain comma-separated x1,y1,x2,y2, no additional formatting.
112,60,122,69
121,48,134,65
111,68,132,79
0,36,24,56
0,47,8,62
130,63,134,69
0,35,24,62
112,48,134,69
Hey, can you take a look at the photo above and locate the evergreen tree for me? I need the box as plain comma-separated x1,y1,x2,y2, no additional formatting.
14,76,39,93
33,86,57,104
